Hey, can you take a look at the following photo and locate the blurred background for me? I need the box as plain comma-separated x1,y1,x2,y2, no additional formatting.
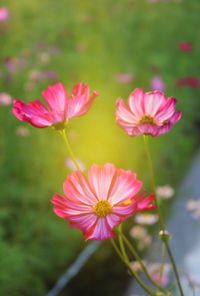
0,0,200,295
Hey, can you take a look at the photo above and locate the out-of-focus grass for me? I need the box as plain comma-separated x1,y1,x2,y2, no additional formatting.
0,0,200,295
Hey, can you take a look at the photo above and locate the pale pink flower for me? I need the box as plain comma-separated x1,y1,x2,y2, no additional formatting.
12,82,98,129
130,226,152,249
115,72,134,84
116,88,182,137
138,235,152,250
150,76,165,92
51,163,156,240
135,213,159,225
130,225,147,240
65,157,85,171
0,7,9,22
186,199,200,211
186,199,200,220
130,260,146,272
16,126,30,137
147,262,171,287
156,185,175,200
0,92,12,106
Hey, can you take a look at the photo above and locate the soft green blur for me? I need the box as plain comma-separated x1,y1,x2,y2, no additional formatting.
0,0,200,295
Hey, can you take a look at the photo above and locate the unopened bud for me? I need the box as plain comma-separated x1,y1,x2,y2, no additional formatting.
159,230,171,241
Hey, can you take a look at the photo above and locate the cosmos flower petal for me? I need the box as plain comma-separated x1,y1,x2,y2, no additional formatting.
143,91,166,116
88,163,117,200
42,82,68,114
67,83,98,118
63,171,97,205
128,88,145,117
108,170,142,205
86,218,114,240
51,193,93,218
116,99,138,124
155,98,177,122
134,193,156,212
106,213,123,229
12,99,54,127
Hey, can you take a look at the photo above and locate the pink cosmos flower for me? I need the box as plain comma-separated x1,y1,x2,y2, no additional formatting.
12,82,98,129
51,163,156,240
116,88,182,137
0,7,9,22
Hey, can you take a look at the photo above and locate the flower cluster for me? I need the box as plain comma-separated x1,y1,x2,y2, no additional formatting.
12,82,182,241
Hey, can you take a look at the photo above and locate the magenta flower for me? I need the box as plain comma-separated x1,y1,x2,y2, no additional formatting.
0,7,9,22
12,82,98,129
176,77,199,88
51,163,155,240
116,88,182,137
178,42,193,52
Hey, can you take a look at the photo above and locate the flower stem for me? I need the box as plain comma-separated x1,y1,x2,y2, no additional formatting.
160,243,166,286
60,129,81,171
120,232,166,293
143,135,184,296
118,224,129,261
111,238,156,296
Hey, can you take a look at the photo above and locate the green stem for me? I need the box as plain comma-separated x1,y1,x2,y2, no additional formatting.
60,129,81,171
118,224,129,261
120,232,166,293
111,238,156,296
160,243,166,286
143,135,184,296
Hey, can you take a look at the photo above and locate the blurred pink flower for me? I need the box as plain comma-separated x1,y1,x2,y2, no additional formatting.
178,42,193,52
186,199,200,220
51,163,155,240
156,185,175,200
147,263,171,287
130,261,144,272
176,77,199,88
130,225,147,239
138,235,152,250
115,72,134,84
15,126,30,137
28,70,58,83
0,7,9,22
13,82,98,129
65,157,85,171
4,57,26,73
135,213,159,225
116,88,182,137
0,92,12,106
150,76,165,92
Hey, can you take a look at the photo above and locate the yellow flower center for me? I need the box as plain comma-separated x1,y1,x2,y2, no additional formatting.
94,200,112,217
139,115,155,125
